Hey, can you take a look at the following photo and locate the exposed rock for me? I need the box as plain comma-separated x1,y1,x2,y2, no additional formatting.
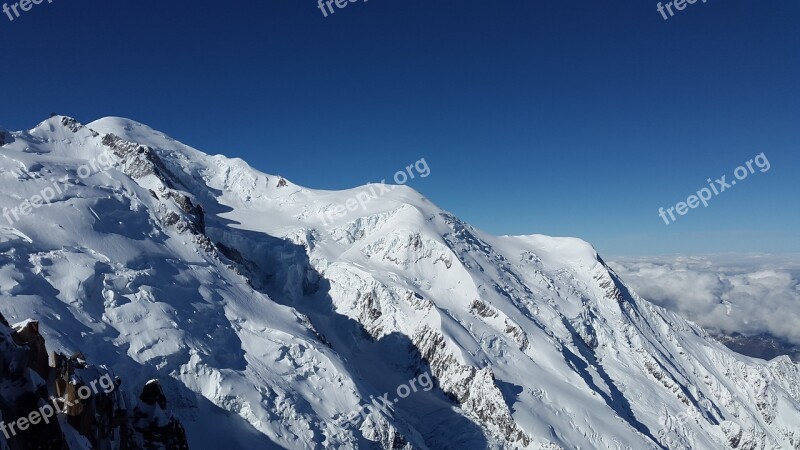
101,133,174,187
10,320,49,380
0,311,189,450
130,380,189,450
469,299,498,318
162,191,205,234
412,326,530,447
0,313,65,450
504,319,529,350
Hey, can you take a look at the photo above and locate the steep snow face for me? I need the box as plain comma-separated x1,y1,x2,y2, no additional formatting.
0,117,421,450
1,116,799,450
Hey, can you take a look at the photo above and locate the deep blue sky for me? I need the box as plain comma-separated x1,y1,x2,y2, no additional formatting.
0,0,798,255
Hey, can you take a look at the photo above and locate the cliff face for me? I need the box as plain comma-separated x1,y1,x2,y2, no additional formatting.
0,314,64,450
0,312,188,450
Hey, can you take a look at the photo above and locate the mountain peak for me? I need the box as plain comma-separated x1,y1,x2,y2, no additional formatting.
0,116,798,449
88,116,164,141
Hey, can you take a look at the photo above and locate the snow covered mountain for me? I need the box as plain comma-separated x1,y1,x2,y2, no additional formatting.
0,115,798,450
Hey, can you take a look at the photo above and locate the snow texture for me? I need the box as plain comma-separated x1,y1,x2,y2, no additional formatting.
0,116,797,449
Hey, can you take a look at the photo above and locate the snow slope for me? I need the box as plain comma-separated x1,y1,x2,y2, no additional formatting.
0,116,798,449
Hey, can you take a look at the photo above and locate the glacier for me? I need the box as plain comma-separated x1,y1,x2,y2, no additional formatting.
0,115,798,449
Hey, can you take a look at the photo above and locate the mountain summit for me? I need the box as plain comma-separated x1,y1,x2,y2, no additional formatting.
0,116,798,449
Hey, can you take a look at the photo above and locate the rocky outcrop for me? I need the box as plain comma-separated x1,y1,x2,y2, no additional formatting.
101,133,174,187
412,326,530,447
130,381,189,450
0,311,189,450
11,320,49,380
0,315,65,450
61,116,99,136
96,128,210,251
469,299,497,319
161,190,206,235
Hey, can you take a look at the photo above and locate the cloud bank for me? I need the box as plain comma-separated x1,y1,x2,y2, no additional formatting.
608,254,800,347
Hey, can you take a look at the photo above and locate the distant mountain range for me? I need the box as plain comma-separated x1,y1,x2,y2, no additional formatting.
713,333,800,362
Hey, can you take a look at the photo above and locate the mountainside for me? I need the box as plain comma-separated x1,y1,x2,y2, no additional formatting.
0,116,798,450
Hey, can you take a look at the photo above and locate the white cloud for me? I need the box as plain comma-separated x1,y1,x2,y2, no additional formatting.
608,254,800,346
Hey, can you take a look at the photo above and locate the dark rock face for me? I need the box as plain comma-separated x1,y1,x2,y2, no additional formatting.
162,191,205,235
10,321,49,380
0,311,189,450
469,299,498,319
101,133,175,188
131,381,189,450
53,116,99,137
0,129,16,146
0,314,65,450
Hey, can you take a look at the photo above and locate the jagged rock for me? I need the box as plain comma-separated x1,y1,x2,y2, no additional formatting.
10,321,49,380
0,311,189,450
162,191,205,234
139,380,168,410
99,130,210,247
131,380,189,450
0,313,66,450
470,299,498,318
56,116,99,137
412,326,530,447
101,133,174,187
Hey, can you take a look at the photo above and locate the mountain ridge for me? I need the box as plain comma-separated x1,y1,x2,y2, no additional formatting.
0,115,797,449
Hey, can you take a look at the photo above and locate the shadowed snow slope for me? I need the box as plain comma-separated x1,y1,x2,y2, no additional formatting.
0,116,798,450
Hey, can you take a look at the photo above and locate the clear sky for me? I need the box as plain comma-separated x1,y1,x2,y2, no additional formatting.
0,0,797,256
